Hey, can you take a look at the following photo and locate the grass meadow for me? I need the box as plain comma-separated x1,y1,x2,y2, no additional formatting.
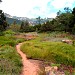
0,30,25,75
0,31,75,74
21,32,75,74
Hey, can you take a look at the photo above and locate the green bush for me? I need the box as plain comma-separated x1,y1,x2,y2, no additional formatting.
0,36,16,46
0,35,25,47
0,32,4,36
16,38,25,43
3,30,15,36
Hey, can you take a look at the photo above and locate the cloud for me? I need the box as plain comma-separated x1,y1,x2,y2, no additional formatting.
50,0,75,9
0,0,75,18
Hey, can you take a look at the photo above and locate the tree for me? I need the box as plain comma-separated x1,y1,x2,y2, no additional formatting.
72,7,75,15
40,19,56,32
64,7,72,13
0,0,2,2
9,21,20,32
20,21,24,32
56,11,74,32
0,10,8,31
36,16,41,25
72,7,75,24
20,20,30,32
57,10,61,16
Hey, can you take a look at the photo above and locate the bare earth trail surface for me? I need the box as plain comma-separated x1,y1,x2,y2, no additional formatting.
16,43,40,75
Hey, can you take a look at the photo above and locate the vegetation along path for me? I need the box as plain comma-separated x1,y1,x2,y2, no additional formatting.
16,43,40,75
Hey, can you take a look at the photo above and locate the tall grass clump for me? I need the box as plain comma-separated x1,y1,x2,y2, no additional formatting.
21,41,75,67
3,30,15,36
0,45,22,75
0,35,25,47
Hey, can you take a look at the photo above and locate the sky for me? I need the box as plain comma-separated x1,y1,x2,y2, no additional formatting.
0,0,75,18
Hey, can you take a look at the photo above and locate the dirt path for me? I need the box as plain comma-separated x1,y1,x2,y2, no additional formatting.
16,43,66,75
16,43,40,75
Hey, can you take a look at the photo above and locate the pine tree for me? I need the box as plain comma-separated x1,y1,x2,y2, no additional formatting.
0,10,8,31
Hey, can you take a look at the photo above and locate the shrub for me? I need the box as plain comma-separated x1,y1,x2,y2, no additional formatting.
3,30,15,36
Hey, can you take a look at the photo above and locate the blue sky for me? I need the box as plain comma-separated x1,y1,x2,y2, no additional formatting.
0,0,75,18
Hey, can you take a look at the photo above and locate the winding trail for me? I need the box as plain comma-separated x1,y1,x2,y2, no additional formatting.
16,43,40,75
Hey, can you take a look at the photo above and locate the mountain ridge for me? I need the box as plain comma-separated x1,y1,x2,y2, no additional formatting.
4,13,53,25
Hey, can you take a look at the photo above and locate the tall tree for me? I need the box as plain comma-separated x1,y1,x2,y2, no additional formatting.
57,10,61,16
72,7,75,23
72,7,75,15
36,16,41,25
20,20,30,32
64,7,72,13
0,0,2,2
20,21,24,30
0,10,8,31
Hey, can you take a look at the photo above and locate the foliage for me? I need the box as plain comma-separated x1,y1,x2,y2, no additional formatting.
0,32,4,36
0,32,26,74
9,24,20,32
20,21,36,32
55,13,73,32
64,7,72,13
20,20,30,32
3,30,15,36
0,10,8,31
0,45,22,75
30,7,75,33
40,20,56,32
0,32,25,46
36,16,41,25
0,36,16,46
6,17,22,25
21,33,75,67
0,0,2,2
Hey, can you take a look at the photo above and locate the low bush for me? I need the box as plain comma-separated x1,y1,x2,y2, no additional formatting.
0,36,25,47
3,30,15,36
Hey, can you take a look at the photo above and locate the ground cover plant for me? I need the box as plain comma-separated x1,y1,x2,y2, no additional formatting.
0,30,25,75
21,41,75,67
20,32,75,74
0,30,25,47
0,45,22,75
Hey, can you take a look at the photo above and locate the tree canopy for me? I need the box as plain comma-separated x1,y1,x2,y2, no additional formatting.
0,10,8,31
0,0,2,2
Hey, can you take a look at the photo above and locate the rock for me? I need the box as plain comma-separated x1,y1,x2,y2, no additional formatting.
62,40,73,44
53,66,58,71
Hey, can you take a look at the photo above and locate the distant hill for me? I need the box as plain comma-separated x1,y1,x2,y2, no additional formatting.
6,17,22,25
4,13,53,25
4,13,13,18
4,13,22,25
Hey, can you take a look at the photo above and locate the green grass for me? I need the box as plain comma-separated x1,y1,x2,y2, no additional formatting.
0,36,25,47
0,31,75,74
0,45,22,75
0,31,25,75
21,37,75,67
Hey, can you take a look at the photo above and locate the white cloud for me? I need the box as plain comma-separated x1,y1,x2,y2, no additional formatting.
50,0,75,9
47,13,57,18
0,0,75,18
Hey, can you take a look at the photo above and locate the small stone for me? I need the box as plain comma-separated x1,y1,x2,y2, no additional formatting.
53,66,58,71
49,71,55,75
45,66,52,72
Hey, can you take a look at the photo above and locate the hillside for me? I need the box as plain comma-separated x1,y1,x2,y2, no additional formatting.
6,17,22,25
5,13,53,25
